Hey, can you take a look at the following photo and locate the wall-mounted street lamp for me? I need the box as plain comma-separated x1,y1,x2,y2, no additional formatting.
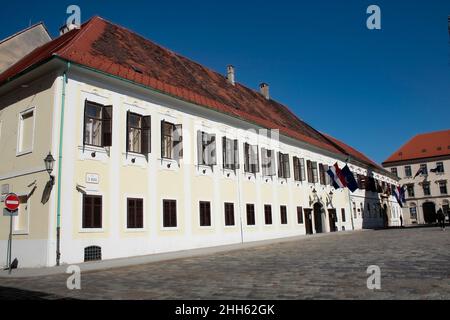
326,191,334,207
44,152,56,185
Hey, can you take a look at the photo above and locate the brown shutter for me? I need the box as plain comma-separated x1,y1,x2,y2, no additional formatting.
83,100,88,146
141,116,151,154
102,105,113,147
161,120,165,158
307,160,313,183
319,164,325,185
244,143,249,172
277,152,282,178
126,111,130,153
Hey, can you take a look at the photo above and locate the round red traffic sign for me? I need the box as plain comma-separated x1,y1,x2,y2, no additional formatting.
5,193,19,211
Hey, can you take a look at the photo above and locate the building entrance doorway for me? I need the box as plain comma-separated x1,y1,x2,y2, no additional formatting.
423,202,436,224
328,209,337,232
313,203,324,234
304,209,313,235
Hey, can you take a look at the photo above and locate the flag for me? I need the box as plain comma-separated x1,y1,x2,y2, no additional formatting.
341,165,359,192
392,185,405,208
327,163,347,190
413,167,426,179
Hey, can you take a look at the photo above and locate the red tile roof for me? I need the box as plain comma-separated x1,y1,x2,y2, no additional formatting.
0,16,387,172
383,130,450,164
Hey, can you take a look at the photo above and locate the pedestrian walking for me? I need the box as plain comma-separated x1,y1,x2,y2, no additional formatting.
437,208,445,231
400,214,403,228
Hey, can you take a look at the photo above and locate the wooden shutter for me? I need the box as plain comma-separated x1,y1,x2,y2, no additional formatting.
254,146,260,173
277,152,282,178
324,165,330,185
160,120,165,158
197,131,204,165
102,105,113,147
142,116,151,154
222,137,227,169
244,143,249,172
125,111,130,153
293,157,299,181
307,160,313,183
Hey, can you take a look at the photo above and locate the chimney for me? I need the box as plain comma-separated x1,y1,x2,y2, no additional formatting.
59,23,80,35
227,65,235,86
260,83,270,100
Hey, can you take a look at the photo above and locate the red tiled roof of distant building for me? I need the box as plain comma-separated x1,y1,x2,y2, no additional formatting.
0,16,386,170
383,130,450,165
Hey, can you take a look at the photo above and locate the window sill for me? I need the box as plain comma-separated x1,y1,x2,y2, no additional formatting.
79,228,105,233
159,158,180,171
13,230,29,236
124,228,147,233
161,227,179,231
16,150,32,157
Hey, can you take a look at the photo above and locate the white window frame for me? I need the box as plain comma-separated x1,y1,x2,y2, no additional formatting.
16,107,36,156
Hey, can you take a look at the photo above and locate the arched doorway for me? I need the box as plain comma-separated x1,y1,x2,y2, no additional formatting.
423,202,436,224
383,204,389,228
313,203,324,233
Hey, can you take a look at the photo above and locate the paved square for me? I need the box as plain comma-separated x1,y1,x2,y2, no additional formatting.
1,227,449,299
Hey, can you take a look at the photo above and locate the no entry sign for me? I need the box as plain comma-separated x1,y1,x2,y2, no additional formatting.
4,193,19,212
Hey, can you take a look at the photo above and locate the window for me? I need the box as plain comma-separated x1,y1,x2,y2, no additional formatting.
163,200,177,228
409,205,417,220
420,164,428,175
127,198,144,229
390,167,398,177
436,162,445,173
319,164,328,185
244,143,259,174
197,131,216,166
439,181,448,195
18,108,35,153
357,174,366,190
404,166,412,178
353,202,357,219
126,112,151,154
341,208,346,223
14,195,29,233
84,246,102,262
264,205,272,225
422,182,431,196
222,137,239,170
297,207,304,224
407,184,415,198
246,204,256,226
83,101,112,147
293,157,306,181
306,160,318,183
224,203,235,226
277,153,290,179
280,206,288,224
82,195,102,229
161,120,183,160
261,148,276,176
199,201,211,227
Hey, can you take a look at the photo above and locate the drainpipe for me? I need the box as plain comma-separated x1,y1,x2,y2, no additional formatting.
56,62,70,266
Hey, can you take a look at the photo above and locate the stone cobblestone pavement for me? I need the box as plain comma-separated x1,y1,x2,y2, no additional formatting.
0,227,449,300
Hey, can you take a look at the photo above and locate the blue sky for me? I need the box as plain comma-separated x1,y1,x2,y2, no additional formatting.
1,0,449,163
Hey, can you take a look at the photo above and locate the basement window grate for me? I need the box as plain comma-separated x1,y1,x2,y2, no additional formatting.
84,246,102,262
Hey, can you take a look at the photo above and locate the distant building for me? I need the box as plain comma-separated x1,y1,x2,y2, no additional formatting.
383,130,450,225
0,23,51,73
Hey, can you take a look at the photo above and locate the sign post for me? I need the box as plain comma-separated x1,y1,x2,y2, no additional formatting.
4,193,19,274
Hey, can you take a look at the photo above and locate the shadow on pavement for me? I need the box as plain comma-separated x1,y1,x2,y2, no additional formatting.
0,286,76,300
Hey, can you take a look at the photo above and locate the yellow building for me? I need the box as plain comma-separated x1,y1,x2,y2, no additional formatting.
0,17,400,268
